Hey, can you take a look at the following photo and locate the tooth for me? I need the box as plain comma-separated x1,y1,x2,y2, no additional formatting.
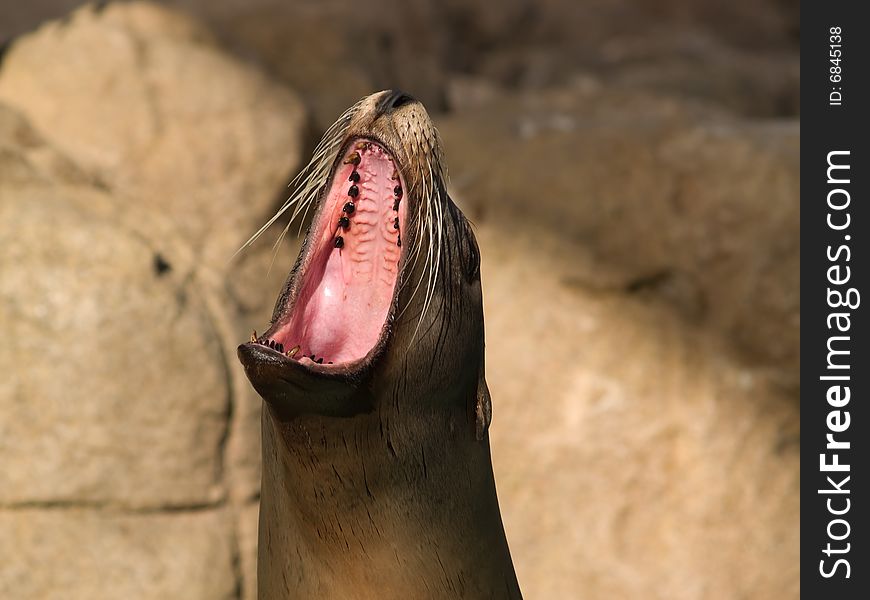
335,236,344,249
343,152,361,166
276,343,284,353
250,330,257,343
286,345,300,358
391,170,398,180
355,141,368,150
316,358,324,364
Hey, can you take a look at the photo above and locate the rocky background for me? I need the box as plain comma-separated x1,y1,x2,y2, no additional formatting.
0,2,799,599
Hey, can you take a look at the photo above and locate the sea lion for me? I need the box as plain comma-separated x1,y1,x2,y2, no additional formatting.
237,90,522,599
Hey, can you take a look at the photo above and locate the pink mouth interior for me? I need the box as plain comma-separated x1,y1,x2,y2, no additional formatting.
259,140,406,365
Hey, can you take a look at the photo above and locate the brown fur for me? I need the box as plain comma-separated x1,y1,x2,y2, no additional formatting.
238,90,522,599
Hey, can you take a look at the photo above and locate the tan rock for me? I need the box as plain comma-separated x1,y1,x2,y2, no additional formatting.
439,85,799,383
473,222,799,600
0,508,237,599
0,103,90,186
237,501,260,600
0,1,306,271
433,82,799,599
0,182,228,508
0,4,312,598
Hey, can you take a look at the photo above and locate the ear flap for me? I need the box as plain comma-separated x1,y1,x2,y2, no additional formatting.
475,374,493,441
445,195,481,283
461,212,481,283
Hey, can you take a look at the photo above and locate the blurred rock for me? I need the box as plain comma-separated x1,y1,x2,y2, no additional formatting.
601,31,800,116
444,0,799,116
0,4,308,597
0,1,306,271
0,508,237,599
173,0,448,131
475,222,799,600
156,0,798,118
0,103,91,186
440,82,800,598
440,84,799,385
191,1,378,133
237,500,260,600
0,180,229,508
2,1,799,119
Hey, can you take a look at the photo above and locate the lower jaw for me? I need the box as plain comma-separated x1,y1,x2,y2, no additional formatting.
253,139,407,367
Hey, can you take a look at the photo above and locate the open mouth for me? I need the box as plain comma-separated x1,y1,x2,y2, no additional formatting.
250,139,407,367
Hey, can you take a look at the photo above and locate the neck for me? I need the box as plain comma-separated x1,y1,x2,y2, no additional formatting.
258,401,522,598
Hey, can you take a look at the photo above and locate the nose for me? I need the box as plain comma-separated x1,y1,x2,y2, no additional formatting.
376,90,416,116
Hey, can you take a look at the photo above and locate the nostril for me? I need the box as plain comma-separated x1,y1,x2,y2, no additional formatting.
375,90,416,118
390,92,414,109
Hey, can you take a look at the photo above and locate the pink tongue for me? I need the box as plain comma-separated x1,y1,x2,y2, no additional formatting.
272,143,406,364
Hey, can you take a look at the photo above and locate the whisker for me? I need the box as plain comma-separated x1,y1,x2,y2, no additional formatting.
233,97,365,261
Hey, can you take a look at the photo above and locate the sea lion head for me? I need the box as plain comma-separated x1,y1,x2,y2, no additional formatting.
237,90,488,431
